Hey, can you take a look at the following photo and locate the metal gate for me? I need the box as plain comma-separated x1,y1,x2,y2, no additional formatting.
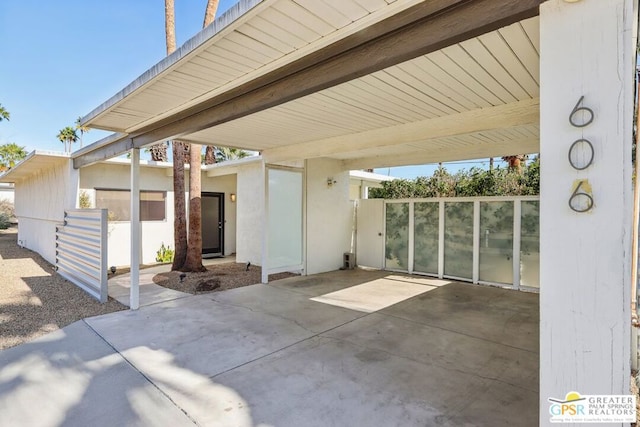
55,209,108,302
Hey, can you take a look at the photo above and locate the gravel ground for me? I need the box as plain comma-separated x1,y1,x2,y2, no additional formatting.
0,228,126,350
153,262,297,294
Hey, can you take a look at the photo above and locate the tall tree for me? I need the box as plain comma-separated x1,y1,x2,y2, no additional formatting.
202,1,220,166
502,154,528,173
164,0,188,270
148,0,176,163
204,146,216,165
182,0,219,272
57,126,78,153
0,143,27,171
75,116,90,148
215,146,250,163
0,104,9,122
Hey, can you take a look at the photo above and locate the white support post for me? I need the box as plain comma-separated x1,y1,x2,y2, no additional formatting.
407,202,415,274
437,200,444,279
540,0,636,423
261,161,269,284
130,148,140,310
512,200,521,290
382,202,387,269
472,200,480,284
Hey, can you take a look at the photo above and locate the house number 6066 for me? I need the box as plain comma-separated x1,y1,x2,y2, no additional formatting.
568,96,595,213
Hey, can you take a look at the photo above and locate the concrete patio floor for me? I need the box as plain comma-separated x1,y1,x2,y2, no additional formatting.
0,269,539,427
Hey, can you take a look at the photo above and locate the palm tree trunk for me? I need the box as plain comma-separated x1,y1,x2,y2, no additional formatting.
164,0,187,270
203,0,219,28
165,0,176,54
182,0,219,271
202,2,218,167
183,143,206,272
171,141,188,270
204,146,216,164
150,0,175,163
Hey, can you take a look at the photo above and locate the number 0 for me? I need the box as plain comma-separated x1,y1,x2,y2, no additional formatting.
568,138,595,170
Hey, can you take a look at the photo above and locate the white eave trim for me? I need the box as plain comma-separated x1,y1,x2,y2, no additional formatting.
80,0,266,127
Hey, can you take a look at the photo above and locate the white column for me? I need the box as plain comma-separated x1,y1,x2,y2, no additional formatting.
261,161,269,284
472,200,480,284
130,148,140,309
437,200,444,279
512,200,521,290
539,0,636,423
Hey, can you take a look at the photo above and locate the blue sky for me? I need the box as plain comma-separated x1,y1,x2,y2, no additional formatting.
0,0,501,179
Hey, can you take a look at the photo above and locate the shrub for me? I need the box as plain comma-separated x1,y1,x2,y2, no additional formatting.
0,199,15,218
78,190,92,208
0,212,11,229
156,243,174,263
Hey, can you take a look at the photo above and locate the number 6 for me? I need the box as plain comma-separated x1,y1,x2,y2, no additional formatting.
568,180,593,213
569,96,594,128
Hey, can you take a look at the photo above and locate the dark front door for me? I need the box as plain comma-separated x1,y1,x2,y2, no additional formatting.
202,192,224,257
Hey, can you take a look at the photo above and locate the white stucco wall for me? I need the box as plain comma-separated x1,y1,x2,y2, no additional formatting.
305,158,352,275
80,162,237,266
235,163,264,265
15,160,78,264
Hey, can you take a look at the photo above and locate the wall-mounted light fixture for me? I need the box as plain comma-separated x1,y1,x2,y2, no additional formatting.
230,193,236,202
327,178,336,188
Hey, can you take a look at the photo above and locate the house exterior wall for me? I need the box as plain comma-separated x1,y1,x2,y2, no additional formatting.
15,161,78,264
305,158,352,275
235,163,264,265
79,162,237,266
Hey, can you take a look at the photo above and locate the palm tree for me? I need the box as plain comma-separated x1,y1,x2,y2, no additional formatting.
75,117,90,148
57,126,78,153
199,2,220,167
149,0,176,163
0,104,9,122
182,0,219,272
0,143,27,171
163,0,187,270
215,147,250,163
502,154,528,173
204,146,216,165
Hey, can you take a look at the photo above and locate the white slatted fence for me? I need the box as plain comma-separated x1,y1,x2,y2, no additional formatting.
55,209,108,302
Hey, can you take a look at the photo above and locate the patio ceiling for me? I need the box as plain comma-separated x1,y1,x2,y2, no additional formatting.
75,0,543,169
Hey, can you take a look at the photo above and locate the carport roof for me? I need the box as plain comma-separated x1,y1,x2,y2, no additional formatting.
75,0,543,169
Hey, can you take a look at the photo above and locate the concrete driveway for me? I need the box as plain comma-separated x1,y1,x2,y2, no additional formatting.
0,269,539,426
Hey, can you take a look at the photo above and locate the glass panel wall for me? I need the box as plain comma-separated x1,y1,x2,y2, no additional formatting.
268,168,303,269
413,202,439,275
479,201,514,284
385,203,409,271
443,202,473,279
520,201,540,288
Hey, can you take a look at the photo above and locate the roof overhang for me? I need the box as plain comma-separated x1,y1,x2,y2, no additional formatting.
0,151,70,183
75,0,544,170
